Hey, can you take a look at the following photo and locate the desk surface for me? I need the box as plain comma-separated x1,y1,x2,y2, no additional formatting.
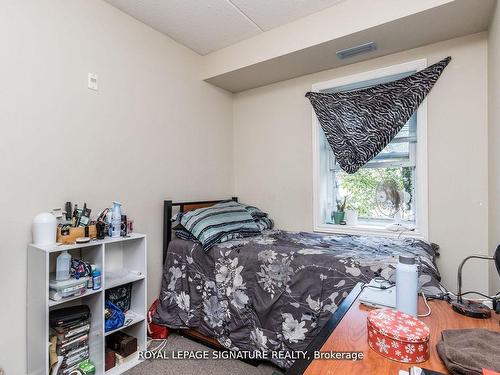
302,297,500,375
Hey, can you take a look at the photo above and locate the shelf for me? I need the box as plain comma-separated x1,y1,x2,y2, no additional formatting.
48,288,102,307
105,271,145,290
105,311,145,336
105,354,142,375
28,232,146,375
30,233,146,253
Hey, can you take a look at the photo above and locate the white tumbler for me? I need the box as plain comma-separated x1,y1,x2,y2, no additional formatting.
396,255,419,316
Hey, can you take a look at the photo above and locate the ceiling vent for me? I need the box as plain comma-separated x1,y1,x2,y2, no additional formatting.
336,42,377,60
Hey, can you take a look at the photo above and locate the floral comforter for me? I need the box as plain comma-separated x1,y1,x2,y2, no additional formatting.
153,230,443,368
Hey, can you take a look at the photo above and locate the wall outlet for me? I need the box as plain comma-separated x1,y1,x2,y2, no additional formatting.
88,72,98,91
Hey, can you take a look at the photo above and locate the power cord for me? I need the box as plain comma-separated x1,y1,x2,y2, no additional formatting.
361,278,432,317
418,292,431,317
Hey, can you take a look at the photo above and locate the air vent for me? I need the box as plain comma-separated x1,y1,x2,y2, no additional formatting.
336,42,377,60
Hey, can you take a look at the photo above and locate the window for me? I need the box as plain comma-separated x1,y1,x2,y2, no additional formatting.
312,60,428,239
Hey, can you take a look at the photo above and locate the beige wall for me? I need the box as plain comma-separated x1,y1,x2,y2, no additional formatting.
234,33,490,296
0,1,233,373
489,2,500,294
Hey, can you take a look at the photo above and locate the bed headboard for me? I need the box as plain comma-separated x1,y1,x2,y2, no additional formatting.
163,197,238,264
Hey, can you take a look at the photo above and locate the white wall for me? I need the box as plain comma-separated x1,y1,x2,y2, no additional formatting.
233,33,490,296
0,1,233,374
489,2,500,294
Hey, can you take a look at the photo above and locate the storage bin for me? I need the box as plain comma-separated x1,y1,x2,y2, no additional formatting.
49,275,89,300
57,225,97,244
367,308,430,363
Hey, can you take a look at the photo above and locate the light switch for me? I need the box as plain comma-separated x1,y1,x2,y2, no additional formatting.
88,72,98,91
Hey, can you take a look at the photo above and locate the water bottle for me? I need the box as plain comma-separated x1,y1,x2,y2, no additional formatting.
396,255,418,316
56,250,71,281
111,201,122,238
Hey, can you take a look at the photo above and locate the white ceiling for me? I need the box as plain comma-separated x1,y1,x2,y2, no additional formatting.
105,0,346,55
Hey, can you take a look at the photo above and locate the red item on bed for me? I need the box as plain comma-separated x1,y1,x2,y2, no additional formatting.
147,299,169,339
367,308,430,363
483,369,500,375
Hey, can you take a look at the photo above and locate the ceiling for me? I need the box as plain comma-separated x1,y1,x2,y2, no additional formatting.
104,0,346,55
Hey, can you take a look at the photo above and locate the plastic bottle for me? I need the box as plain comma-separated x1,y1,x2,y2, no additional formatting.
111,201,122,238
396,255,418,316
92,266,101,290
56,250,71,281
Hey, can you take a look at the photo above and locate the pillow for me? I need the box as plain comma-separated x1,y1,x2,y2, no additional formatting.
180,201,260,250
173,222,198,241
255,216,274,231
244,205,268,219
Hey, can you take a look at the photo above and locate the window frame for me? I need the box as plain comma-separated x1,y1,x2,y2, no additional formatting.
311,59,429,240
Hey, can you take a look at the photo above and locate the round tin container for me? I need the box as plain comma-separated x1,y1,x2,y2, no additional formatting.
367,308,430,363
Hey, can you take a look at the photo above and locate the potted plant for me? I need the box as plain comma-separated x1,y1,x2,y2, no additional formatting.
332,197,347,224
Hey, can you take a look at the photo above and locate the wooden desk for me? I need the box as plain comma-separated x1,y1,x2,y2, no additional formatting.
290,287,500,375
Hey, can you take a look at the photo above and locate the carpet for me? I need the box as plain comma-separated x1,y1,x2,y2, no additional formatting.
124,333,284,375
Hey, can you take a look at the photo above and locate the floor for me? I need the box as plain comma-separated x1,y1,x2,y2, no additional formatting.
125,333,284,375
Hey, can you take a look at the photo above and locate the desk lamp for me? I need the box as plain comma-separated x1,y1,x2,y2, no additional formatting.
451,245,500,318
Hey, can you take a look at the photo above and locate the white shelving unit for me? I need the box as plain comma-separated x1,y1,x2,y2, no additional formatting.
27,233,147,375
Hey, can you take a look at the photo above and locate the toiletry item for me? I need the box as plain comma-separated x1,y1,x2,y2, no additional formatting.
75,237,90,244
79,203,91,227
87,265,95,289
106,211,113,236
72,204,79,227
120,215,127,237
396,255,418,316
65,202,72,221
56,250,72,281
111,201,122,238
96,220,106,240
127,219,134,234
32,212,57,246
92,267,101,290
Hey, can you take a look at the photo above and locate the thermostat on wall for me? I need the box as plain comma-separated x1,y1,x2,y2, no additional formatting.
88,72,98,91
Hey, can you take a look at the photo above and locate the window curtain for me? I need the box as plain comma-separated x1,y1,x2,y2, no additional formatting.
306,57,451,174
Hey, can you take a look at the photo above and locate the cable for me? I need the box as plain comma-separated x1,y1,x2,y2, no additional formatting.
418,292,431,317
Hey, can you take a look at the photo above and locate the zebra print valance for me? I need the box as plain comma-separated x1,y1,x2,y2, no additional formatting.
306,57,451,174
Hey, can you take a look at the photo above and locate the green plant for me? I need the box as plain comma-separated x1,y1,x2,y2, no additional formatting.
336,196,347,212
336,167,414,218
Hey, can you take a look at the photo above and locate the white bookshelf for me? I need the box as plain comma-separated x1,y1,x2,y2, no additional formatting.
27,233,147,375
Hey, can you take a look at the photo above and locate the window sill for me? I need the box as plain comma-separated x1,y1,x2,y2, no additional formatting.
313,222,425,240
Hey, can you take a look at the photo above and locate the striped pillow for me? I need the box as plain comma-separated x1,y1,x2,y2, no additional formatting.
180,201,260,250
244,205,268,219
255,217,274,231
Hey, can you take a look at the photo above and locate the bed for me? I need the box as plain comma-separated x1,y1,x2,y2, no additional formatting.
153,198,444,369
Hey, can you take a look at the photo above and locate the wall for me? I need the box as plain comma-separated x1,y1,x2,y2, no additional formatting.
234,33,489,296
489,2,500,294
0,1,233,374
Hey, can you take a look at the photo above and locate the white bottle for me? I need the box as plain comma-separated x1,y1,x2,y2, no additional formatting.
111,201,122,238
396,255,418,316
56,250,71,281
